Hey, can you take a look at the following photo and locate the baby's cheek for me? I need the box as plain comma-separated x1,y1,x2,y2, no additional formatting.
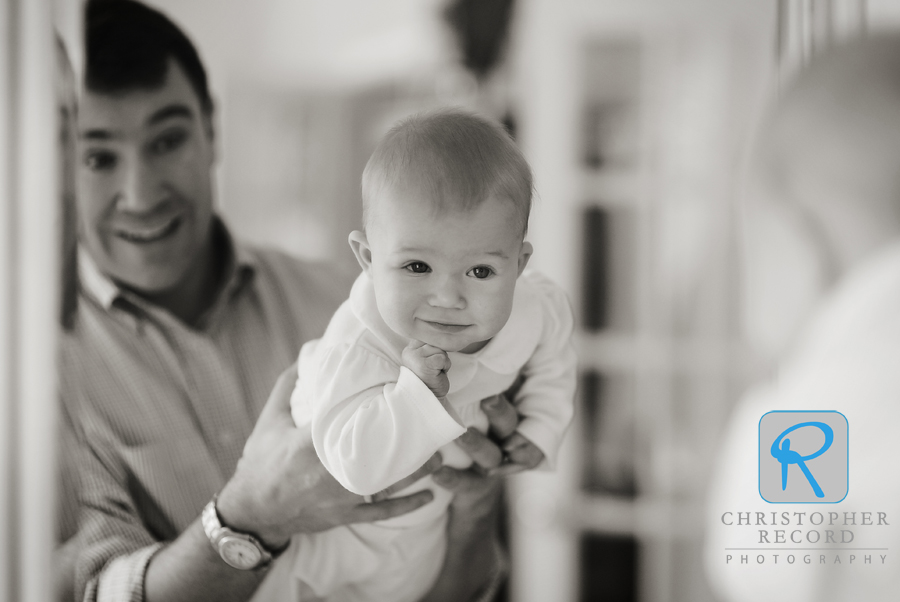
388,304,420,339
479,291,516,336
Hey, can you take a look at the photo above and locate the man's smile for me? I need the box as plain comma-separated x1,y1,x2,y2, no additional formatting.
112,215,182,244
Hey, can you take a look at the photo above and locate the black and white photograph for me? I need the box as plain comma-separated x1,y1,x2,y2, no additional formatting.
1,1,899,601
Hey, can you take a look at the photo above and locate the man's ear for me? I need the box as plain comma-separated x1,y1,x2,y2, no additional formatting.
517,241,533,276
348,230,373,274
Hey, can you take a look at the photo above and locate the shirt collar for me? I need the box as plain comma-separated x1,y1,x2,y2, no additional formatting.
349,270,544,375
77,217,257,313
77,245,119,310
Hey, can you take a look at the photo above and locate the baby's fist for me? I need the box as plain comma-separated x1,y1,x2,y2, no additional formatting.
487,432,546,477
402,341,451,398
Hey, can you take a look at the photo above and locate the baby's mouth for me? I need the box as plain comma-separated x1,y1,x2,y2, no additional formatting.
421,320,470,334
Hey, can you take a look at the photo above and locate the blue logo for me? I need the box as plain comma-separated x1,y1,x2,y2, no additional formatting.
759,411,848,503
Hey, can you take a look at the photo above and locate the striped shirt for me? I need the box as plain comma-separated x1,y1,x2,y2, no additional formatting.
59,222,352,601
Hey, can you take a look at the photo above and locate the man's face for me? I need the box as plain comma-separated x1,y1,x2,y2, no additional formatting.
76,59,216,293
358,188,531,353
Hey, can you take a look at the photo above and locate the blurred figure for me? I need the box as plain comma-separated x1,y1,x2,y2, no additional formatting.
705,34,900,601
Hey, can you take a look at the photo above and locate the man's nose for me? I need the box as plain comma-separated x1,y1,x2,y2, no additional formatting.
115,153,161,213
428,275,466,309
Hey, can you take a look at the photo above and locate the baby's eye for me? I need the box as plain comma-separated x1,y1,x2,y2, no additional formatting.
468,266,494,279
404,262,430,274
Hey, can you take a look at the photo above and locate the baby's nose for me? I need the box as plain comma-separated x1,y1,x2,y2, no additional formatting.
428,276,466,309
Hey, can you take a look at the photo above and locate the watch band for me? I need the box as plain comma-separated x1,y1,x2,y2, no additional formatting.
202,494,279,570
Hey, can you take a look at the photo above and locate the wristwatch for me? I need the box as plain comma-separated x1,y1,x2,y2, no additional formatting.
201,494,283,570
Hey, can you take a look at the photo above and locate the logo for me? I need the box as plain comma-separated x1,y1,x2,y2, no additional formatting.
759,411,848,503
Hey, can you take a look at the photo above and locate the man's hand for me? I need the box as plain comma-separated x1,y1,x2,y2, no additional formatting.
455,383,543,477
402,341,451,398
216,364,437,549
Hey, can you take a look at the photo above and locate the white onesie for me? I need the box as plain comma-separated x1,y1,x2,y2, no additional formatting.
253,269,576,602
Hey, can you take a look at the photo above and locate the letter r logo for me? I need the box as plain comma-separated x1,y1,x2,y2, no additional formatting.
759,411,848,503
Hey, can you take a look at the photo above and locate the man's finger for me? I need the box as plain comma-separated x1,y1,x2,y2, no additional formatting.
372,453,442,501
432,466,487,493
487,463,527,478
352,490,434,523
455,428,503,469
481,394,519,440
432,466,502,512
431,466,461,491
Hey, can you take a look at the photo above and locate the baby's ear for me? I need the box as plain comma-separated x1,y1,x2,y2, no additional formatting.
517,241,533,276
348,231,373,274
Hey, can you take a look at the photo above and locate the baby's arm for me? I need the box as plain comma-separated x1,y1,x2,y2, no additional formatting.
501,275,578,472
306,343,465,496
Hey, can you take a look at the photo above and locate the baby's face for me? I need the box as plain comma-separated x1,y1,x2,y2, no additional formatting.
358,188,531,353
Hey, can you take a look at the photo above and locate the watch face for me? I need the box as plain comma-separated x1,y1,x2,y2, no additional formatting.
219,536,263,570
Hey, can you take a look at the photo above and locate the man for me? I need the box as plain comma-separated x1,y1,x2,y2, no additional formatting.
61,1,516,600
705,34,900,601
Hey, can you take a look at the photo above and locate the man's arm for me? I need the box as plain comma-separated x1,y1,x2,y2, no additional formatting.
75,366,434,602
77,366,520,602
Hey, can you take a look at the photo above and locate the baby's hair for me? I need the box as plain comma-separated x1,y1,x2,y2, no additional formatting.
361,108,533,235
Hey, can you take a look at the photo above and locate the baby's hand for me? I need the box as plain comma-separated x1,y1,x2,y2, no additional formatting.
490,432,545,477
402,341,451,398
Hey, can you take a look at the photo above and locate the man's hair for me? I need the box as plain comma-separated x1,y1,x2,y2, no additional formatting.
362,109,533,234
85,0,213,115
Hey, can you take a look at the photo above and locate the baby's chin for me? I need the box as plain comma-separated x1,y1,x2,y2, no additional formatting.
390,319,502,353
413,332,493,354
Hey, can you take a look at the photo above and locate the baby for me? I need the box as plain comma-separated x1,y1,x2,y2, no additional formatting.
256,109,576,602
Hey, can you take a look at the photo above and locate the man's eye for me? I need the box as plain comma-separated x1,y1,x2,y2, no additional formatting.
468,266,494,279
150,129,188,154
84,151,117,171
405,262,430,274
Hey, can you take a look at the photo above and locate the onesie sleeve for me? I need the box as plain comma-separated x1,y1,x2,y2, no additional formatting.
304,343,466,496
513,275,578,470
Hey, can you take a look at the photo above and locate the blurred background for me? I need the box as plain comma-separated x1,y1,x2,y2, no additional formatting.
3,0,900,601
